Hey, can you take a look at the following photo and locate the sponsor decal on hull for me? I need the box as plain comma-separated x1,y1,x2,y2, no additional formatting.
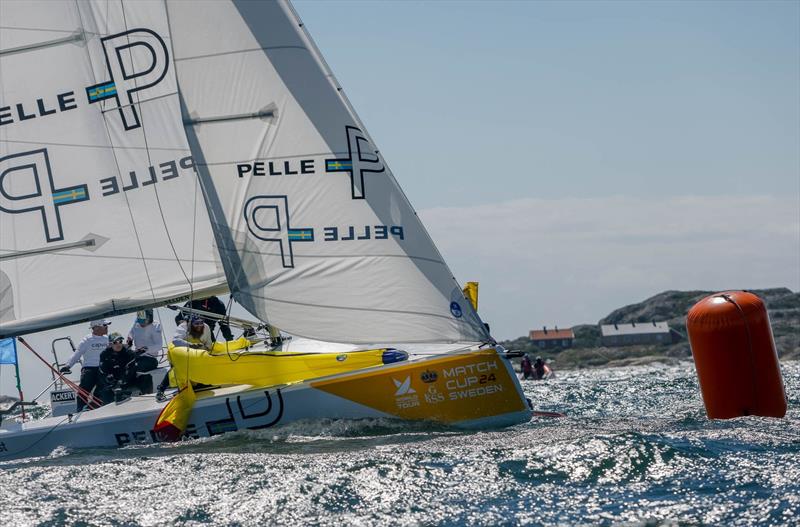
311,350,526,423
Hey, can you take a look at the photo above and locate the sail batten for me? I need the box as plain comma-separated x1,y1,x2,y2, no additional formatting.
0,31,85,57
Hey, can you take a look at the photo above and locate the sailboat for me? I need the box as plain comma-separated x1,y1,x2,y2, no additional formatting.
0,0,531,459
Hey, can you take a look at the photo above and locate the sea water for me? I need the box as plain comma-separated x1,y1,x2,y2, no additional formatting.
0,362,797,526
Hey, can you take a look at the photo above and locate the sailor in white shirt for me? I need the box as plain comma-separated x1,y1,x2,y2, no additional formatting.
172,316,213,351
127,309,162,372
60,319,111,411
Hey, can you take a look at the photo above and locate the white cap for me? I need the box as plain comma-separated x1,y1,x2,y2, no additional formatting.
89,319,111,328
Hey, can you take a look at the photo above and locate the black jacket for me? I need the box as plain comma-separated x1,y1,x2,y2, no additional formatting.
99,346,137,383
174,296,233,340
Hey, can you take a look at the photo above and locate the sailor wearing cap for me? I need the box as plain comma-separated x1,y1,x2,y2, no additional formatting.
172,315,213,351
59,318,111,411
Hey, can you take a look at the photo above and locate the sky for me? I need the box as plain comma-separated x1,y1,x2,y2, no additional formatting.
288,0,799,332
2,0,798,397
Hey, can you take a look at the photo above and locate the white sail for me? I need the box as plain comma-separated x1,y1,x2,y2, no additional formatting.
166,0,488,344
0,1,227,337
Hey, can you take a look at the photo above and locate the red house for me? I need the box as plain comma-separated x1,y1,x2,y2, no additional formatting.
529,326,574,349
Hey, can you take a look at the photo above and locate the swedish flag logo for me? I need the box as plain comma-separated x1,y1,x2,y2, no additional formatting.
288,228,314,242
326,160,353,172
52,186,88,205
86,81,117,103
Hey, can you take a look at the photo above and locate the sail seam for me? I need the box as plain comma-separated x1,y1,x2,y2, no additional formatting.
100,91,177,113
235,250,446,265
0,138,188,153
249,292,458,321
173,45,306,63
0,252,218,263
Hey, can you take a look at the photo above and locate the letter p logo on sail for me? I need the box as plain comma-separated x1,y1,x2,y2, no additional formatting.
326,126,385,199
0,149,89,243
86,28,169,131
243,195,314,269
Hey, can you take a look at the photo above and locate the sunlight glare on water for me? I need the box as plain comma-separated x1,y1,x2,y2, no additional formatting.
0,362,797,526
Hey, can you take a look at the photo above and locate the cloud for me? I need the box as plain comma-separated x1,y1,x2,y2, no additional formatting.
420,195,800,339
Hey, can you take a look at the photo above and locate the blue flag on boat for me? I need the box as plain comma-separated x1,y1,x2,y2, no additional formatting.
0,338,18,365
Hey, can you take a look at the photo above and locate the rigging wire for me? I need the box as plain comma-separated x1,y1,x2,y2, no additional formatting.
17,338,100,409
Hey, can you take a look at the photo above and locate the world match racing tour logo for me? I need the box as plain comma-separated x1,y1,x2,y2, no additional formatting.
0,28,184,243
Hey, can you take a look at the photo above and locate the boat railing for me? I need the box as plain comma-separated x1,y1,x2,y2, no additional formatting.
50,337,75,388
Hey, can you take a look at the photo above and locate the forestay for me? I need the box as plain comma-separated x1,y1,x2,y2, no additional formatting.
0,1,226,338
166,0,488,344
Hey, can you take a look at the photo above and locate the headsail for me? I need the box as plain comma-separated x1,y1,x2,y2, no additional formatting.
167,0,488,344
0,1,226,337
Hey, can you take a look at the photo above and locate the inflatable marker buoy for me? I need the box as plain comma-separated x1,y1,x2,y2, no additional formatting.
687,291,787,419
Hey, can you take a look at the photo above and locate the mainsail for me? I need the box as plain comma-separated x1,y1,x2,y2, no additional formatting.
0,1,226,337
167,0,488,344
0,0,488,344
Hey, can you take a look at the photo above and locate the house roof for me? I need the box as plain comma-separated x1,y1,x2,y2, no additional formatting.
529,328,574,341
600,321,670,336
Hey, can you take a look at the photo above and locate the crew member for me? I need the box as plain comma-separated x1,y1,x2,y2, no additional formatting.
127,309,162,372
60,319,110,411
534,356,546,380
98,332,140,403
172,316,213,350
521,355,534,380
157,316,213,401
174,296,233,341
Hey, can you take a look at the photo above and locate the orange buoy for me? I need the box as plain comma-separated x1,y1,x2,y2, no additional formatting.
687,291,787,419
